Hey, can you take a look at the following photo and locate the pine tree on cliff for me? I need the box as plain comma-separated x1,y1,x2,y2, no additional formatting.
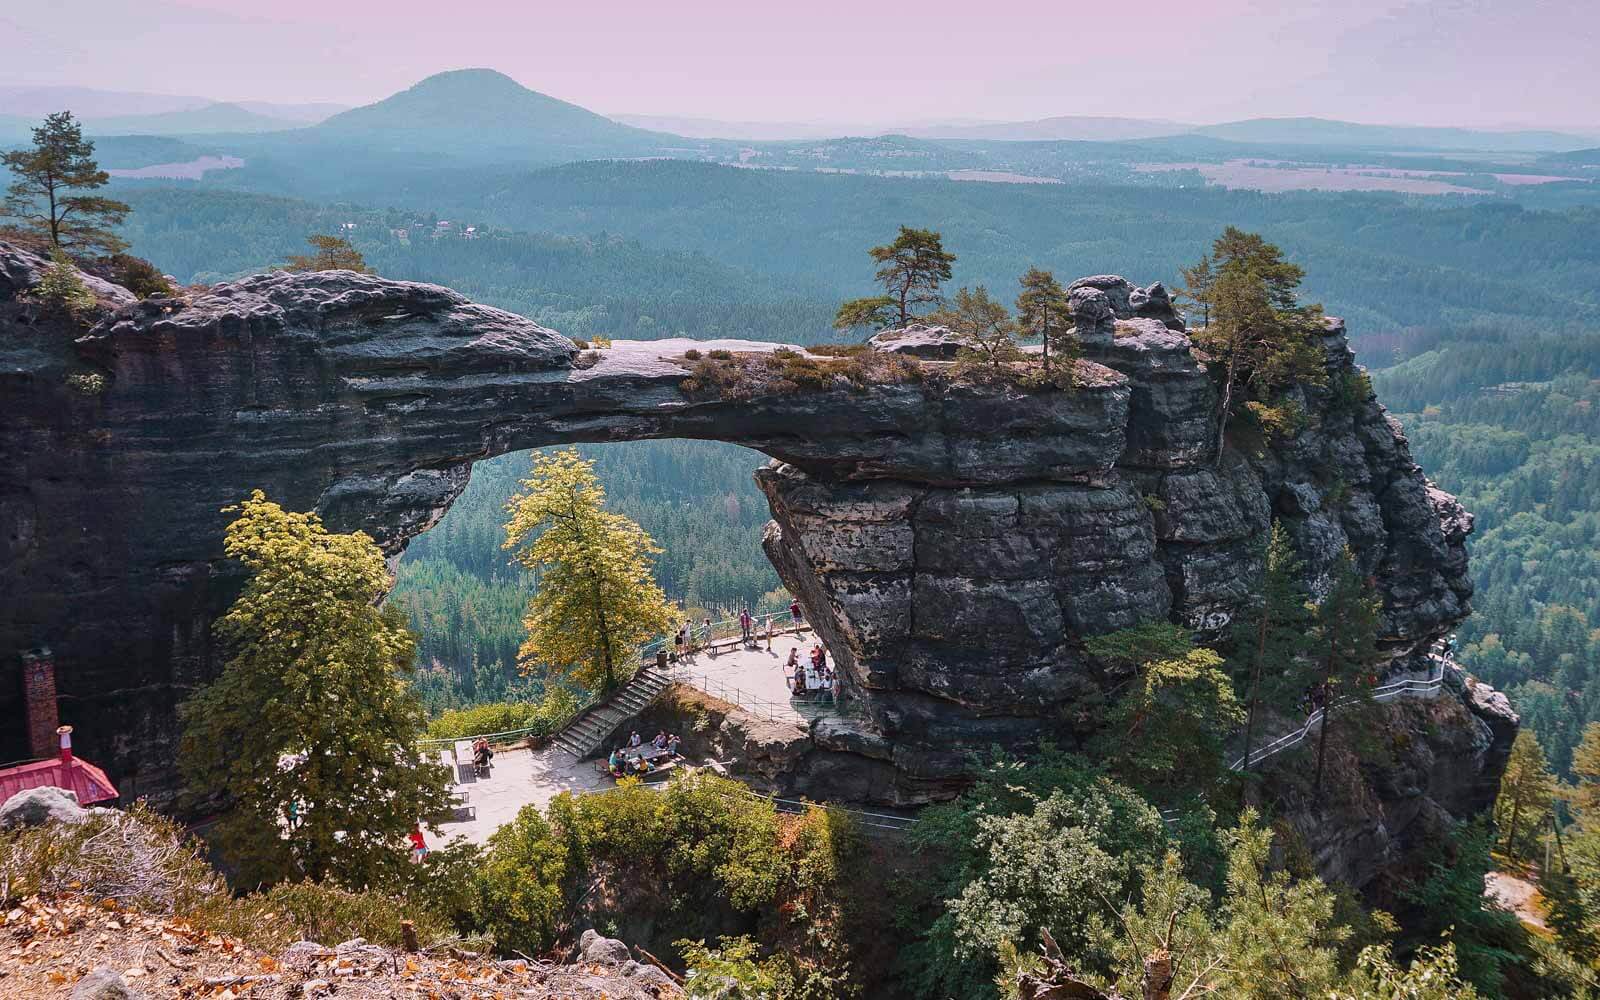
1496,729,1558,860
179,491,452,889
285,234,371,273
933,286,1020,372
1188,228,1326,466
834,225,955,332
503,448,677,695
1016,267,1074,376
1,111,130,257
1308,548,1383,808
1231,521,1314,798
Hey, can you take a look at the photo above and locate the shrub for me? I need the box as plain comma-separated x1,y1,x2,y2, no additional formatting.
194,880,457,954
32,247,96,320
103,253,175,299
590,335,613,348
424,688,581,741
66,372,107,395
570,337,590,349
683,348,703,360
574,350,601,369
708,348,734,360
806,343,870,358
0,802,222,914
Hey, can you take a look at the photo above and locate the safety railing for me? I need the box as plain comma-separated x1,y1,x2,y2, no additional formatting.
1227,665,1447,772
671,671,816,725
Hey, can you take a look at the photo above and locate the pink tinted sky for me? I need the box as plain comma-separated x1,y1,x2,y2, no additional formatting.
5,0,1598,128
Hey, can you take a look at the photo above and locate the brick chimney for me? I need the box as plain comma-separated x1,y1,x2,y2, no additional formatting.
21,648,59,760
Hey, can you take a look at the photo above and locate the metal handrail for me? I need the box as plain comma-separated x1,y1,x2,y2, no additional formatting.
1228,666,1446,772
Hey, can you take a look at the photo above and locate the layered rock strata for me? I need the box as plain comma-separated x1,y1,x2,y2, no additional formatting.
0,243,1488,817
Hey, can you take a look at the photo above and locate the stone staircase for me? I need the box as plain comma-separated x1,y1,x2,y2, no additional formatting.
551,666,673,759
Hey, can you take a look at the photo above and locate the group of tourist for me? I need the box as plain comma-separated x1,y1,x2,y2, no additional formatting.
607,728,684,778
784,642,840,701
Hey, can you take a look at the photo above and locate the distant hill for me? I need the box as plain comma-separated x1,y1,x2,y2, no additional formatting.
233,101,349,124
314,69,678,160
0,84,210,119
84,102,302,135
1537,147,1600,168
903,116,1191,142
1189,116,1595,152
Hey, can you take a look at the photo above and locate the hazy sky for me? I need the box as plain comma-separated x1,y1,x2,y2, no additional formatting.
5,0,1598,128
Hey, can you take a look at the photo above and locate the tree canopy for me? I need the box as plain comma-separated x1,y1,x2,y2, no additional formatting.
179,491,452,890
503,448,678,694
1,111,130,257
835,225,955,331
285,233,371,273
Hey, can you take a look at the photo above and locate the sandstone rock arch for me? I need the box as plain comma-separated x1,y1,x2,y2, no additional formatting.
0,245,1473,803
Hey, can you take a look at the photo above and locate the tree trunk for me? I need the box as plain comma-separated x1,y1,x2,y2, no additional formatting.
1214,348,1239,468
1240,610,1270,801
1505,793,1523,856
1142,949,1174,1000
1313,668,1333,808
1043,315,1051,372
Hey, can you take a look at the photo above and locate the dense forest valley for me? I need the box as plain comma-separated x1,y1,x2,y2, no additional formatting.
6,74,1600,996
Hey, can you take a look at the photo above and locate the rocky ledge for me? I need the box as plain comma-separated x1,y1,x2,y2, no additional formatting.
0,244,1493,820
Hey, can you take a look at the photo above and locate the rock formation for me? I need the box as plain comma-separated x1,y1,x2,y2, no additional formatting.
1,242,1496,825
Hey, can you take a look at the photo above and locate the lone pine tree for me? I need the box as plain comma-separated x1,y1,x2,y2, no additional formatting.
834,225,956,332
2,111,130,257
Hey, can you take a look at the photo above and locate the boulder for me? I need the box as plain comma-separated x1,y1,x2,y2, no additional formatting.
579,928,634,966
71,967,144,1000
866,322,975,359
0,785,87,829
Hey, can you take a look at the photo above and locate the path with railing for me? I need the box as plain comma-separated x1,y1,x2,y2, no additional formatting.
425,634,1455,842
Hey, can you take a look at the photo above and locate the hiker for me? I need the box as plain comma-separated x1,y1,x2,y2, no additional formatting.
608,747,626,777
765,615,775,651
629,730,642,748
702,617,714,657
674,625,686,662
408,826,429,864
790,599,805,635
667,734,682,756
739,607,753,643
830,668,842,703
785,647,800,681
653,731,668,749
472,737,493,772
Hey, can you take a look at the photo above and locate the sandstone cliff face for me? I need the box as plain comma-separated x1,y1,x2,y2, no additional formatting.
0,243,1494,839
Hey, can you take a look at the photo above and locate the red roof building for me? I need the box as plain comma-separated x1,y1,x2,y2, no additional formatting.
0,727,119,806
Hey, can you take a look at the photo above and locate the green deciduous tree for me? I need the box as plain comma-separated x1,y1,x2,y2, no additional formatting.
503,448,677,694
1015,268,1074,376
1187,227,1326,464
1496,729,1559,860
2,111,130,257
285,234,371,273
475,804,570,955
1309,547,1384,807
836,225,955,330
179,491,452,890
1232,521,1315,793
